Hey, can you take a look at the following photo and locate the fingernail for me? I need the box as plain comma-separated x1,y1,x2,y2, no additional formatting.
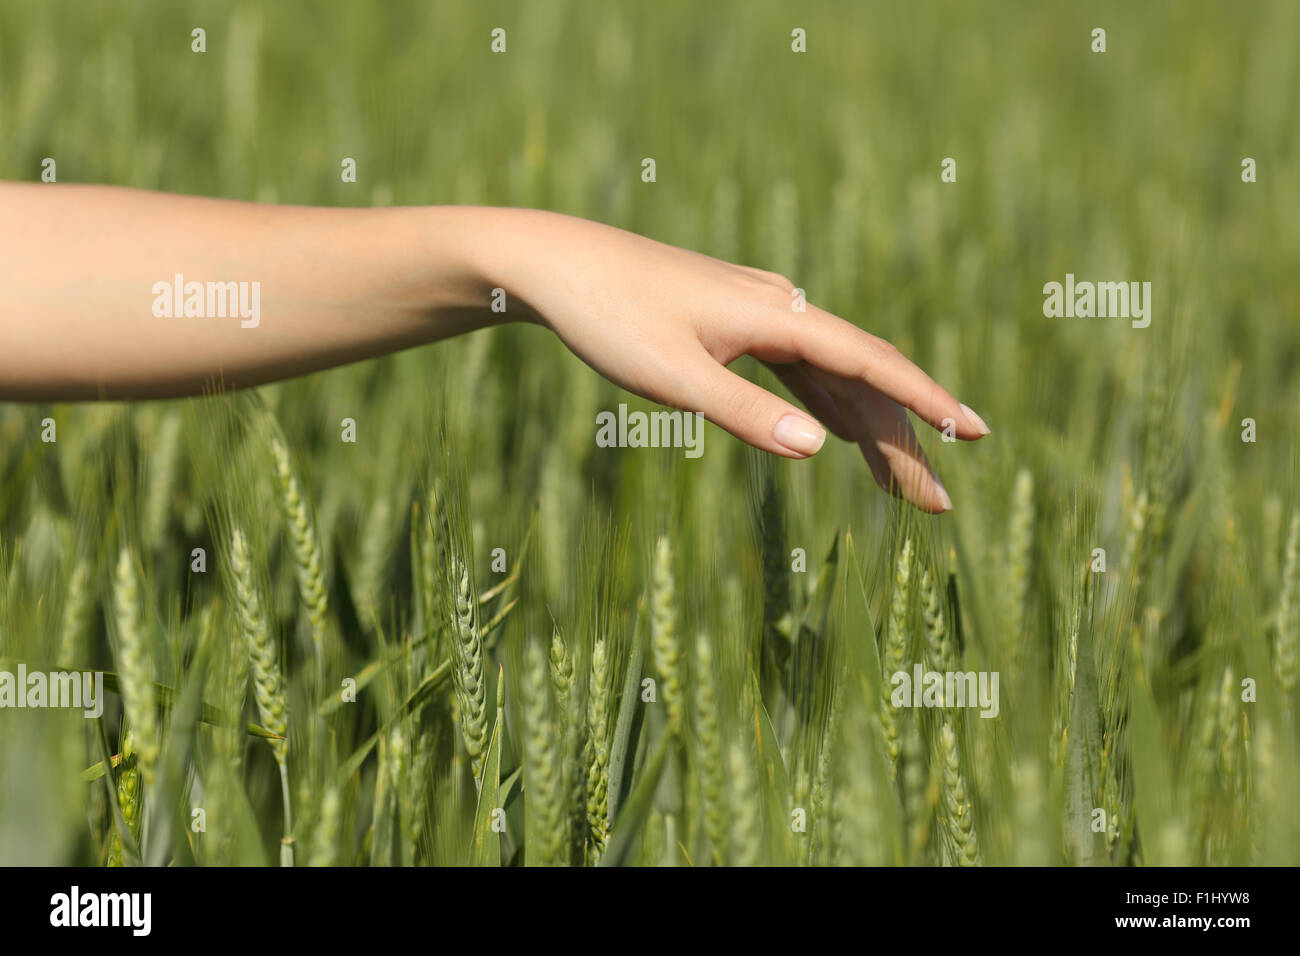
934,476,954,512
959,403,991,437
774,414,826,456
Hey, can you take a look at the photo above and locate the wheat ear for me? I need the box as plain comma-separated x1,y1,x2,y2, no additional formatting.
523,638,566,865
727,739,762,866
693,633,728,864
937,721,981,866
228,528,293,865
449,554,487,784
881,537,914,775
267,426,328,682
113,548,158,784
584,636,611,854
651,537,684,730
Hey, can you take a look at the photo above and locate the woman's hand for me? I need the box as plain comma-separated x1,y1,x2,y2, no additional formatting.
0,186,987,513
480,209,990,514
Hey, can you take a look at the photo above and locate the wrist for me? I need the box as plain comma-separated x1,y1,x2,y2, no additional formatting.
436,206,550,327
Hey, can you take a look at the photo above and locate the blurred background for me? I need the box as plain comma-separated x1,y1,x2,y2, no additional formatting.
0,0,1297,866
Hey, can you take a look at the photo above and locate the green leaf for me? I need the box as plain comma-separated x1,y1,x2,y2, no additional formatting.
471,676,505,867
599,724,672,867
796,529,840,636
606,600,646,825
947,520,995,662
753,690,793,865
145,623,215,866
80,753,126,783
844,532,883,703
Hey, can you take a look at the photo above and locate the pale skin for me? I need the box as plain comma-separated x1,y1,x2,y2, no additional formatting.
0,183,989,513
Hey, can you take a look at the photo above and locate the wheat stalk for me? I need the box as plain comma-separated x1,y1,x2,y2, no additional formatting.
404,726,433,861
309,785,341,867
901,716,930,862
368,733,393,865
808,687,839,866
113,547,158,784
1003,469,1034,671
727,739,762,866
881,537,914,774
106,732,141,867
228,530,288,758
56,556,94,668
584,636,611,855
523,638,566,865
355,493,393,632
213,601,249,775
267,425,328,682
1051,614,1080,769
388,723,410,863
549,627,573,709
651,537,684,730
1100,736,1125,858
1123,486,1152,594
227,528,293,865
420,480,447,661
692,633,728,864
142,410,183,550
449,554,487,785
919,563,950,671
937,721,981,866
549,628,587,861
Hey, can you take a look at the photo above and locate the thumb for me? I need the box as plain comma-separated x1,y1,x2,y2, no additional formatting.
681,351,828,459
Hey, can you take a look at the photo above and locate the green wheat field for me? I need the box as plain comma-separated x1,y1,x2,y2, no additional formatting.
1,0,1298,866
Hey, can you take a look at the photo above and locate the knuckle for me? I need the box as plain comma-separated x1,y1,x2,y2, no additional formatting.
851,337,900,379
734,268,796,297
766,271,797,292
872,335,902,358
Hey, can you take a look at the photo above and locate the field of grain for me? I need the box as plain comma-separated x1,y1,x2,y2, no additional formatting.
1,0,1298,866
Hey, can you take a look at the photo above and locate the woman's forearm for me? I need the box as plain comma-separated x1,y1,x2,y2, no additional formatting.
0,183,518,400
